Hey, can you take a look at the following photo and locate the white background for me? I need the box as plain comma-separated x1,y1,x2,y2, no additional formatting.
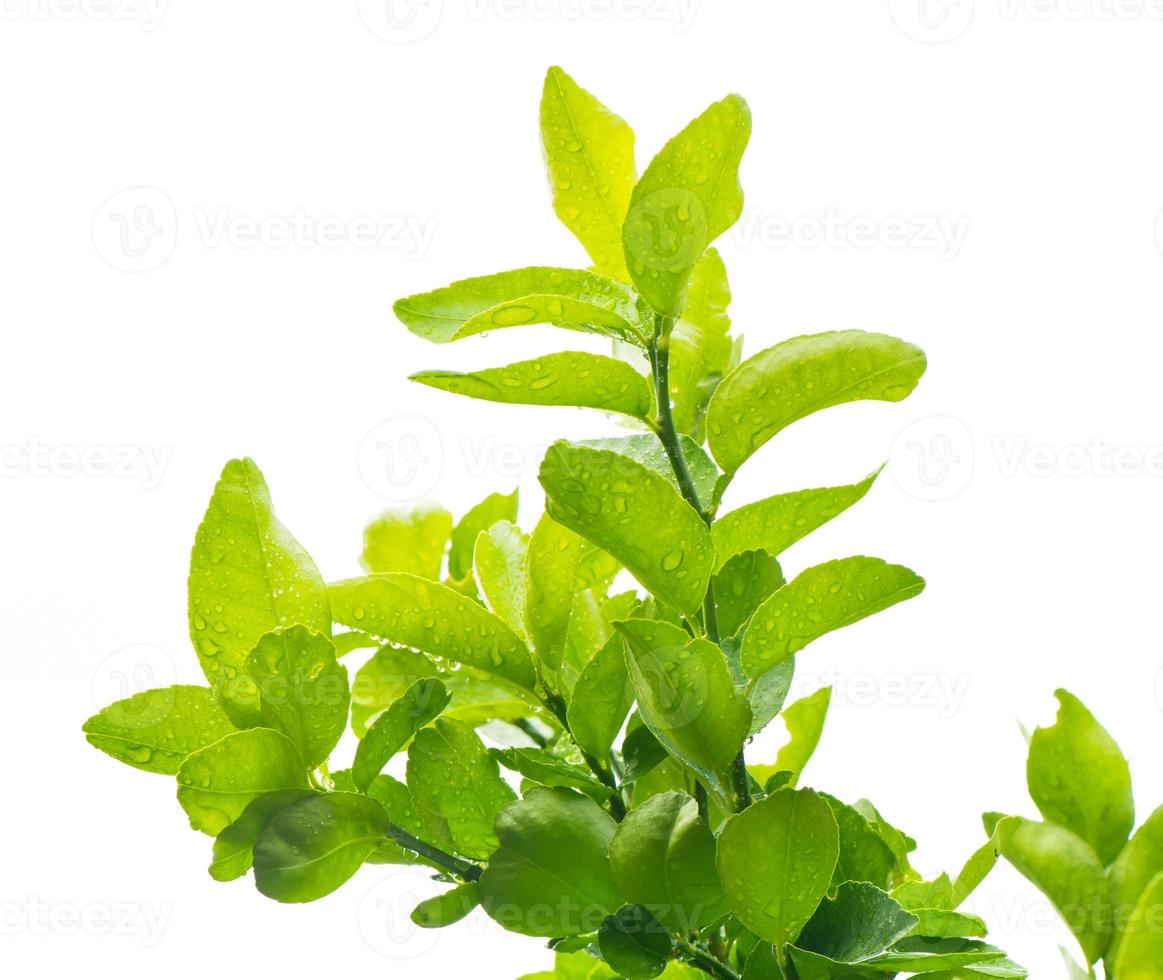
3,1,1162,977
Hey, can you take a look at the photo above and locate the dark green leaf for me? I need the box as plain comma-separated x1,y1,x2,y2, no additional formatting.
567,633,634,760
713,549,784,638
492,747,612,803
411,882,480,928
598,905,673,979
208,789,314,882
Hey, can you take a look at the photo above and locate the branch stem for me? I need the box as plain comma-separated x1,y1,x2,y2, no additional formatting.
386,824,483,882
676,937,742,980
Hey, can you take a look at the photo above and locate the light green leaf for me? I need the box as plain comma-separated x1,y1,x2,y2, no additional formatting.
579,432,719,512
741,557,925,679
188,458,330,710
797,881,918,962
407,717,516,860
713,549,785,638
492,747,612,803
478,787,620,936
540,66,636,281
789,938,1014,978
669,248,734,439
176,728,309,836
1027,689,1133,865
908,908,988,939
350,644,536,736
362,771,455,866
526,514,586,672
623,94,751,316
238,626,348,768
894,875,955,912
394,267,647,346
474,520,530,639
450,488,519,581
1114,870,1163,979
83,685,235,775
616,619,750,794
774,686,832,785
1108,804,1163,969
411,881,480,928
361,502,452,578
208,788,314,882
412,352,652,421
330,574,537,692
986,813,1111,964
598,905,673,979
253,792,389,902
540,442,714,614
711,469,882,572
609,790,727,931
953,838,1001,908
567,634,634,760
716,787,839,950
706,331,926,475
352,678,450,792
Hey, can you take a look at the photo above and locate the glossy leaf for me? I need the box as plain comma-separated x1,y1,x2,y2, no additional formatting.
253,792,389,902
713,549,785,638
623,94,751,316
707,331,926,474
188,458,330,711
711,469,881,572
540,66,636,281
717,788,839,951
1027,689,1133,865
361,502,451,578
742,557,925,679
352,678,450,791
407,717,516,860
797,881,918,963
567,633,634,760
616,619,751,793
1108,804,1163,968
411,882,480,928
176,728,309,836
789,938,1014,978
83,685,235,775
598,905,672,979
579,432,719,512
525,514,585,672
330,573,537,692
953,838,1002,909
609,790,727,931
540,442,714,614
473,520,530,639
774,686,832,785
450,488,519,581
1113,870,1163,979
492,747,612,803
394,267,647,346
208,789,314,882
823,793,898,891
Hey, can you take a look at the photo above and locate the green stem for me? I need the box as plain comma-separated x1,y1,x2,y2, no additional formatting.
514,717,550,748
386,824,483,882
648,312,751,814
544,691,627,820
676,937,742,980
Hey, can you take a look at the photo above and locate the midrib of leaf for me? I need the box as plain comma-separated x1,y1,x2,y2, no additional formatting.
267,834,383,874
509,844,605,910
241,464,283,630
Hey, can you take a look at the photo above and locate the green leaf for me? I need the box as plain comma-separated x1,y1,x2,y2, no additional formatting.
741,557,925,679
567,633,634,760
330,573,537,692
492,747,613,803
907,908,988,939
1027,689,1133,865
598,905,673,979
478,786,620,936
450,488,519,581
953,838,1002,908
352,678,450,791
579,432,719,512
986,813,1112,964
822,793,898,891
411,881,480,928
526,514,586,672
83,685,235,775
789,938,1013,978
894,875,955,912
394,267,647,347
796,881,918,962
621,724,668,785
609,790,727,931
1113,870,1163,979
668,248,735,439
361,501,452,578
706,331,926,475
350,644,536,736
406,717,516,860
616,619,751,796
188,458,330,710
412,352,652,421
176,728,309,836
253,792,389,902
362,771,455,866
713,549,785,638
774,686,832,785
623,94,751,316
474,520,530,639
1108,804,1163,969
238,626,348,768
540,442,715,614
540,66,636,281
716,788,839,950
208,789,314,882
711,469,882,572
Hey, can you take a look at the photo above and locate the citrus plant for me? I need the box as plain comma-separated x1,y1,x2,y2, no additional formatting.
84,67,1025,978
987,690,1163,979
